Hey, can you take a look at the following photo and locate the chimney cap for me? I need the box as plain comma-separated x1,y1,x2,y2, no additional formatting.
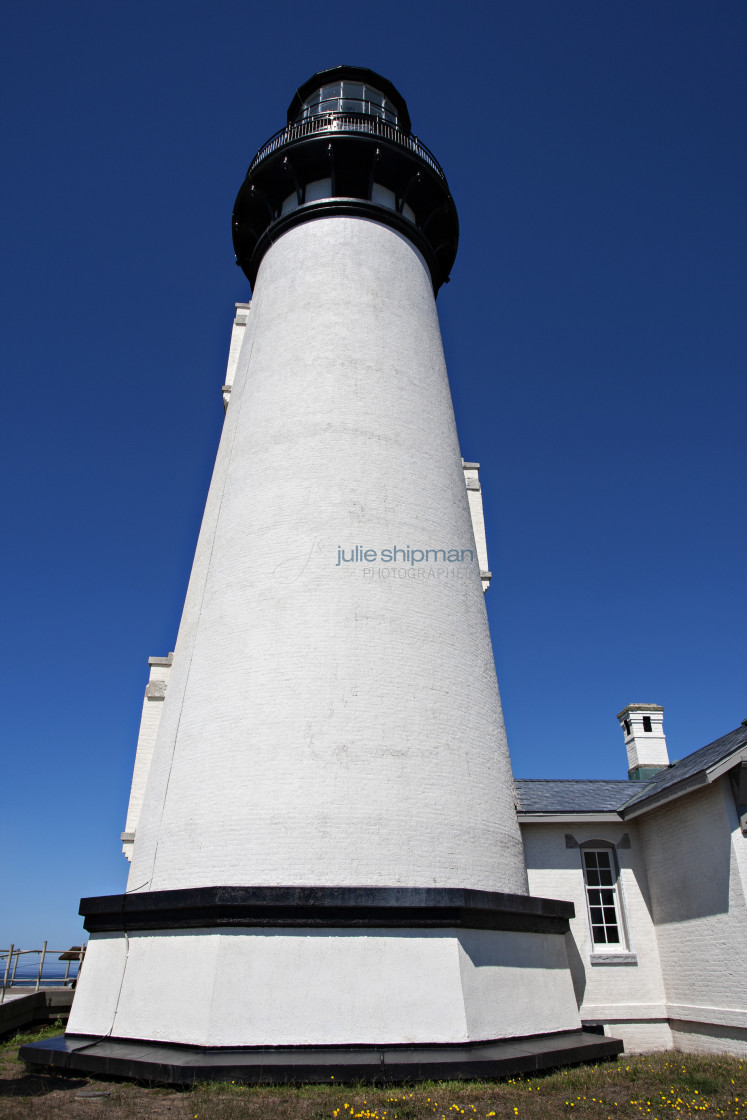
616,703,664,721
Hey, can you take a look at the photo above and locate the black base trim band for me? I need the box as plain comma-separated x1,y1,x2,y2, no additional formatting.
20,1030,623,1084
79,885,574,935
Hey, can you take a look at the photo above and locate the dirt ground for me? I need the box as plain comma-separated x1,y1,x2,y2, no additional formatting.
1,1027,745,1120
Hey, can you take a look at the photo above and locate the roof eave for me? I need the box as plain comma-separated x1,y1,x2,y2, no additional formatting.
705,746,747,783
619,749,747,819
518,812,624,823
620,773,711,818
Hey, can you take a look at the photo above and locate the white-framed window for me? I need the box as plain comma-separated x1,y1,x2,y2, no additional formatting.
581,846,626,948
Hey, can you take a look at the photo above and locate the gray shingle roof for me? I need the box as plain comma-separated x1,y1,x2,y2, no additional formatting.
621,723,747,809
515,724,747,816
515,779,648,814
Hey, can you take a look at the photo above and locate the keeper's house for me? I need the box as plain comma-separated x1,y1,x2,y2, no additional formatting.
518,705,747,1054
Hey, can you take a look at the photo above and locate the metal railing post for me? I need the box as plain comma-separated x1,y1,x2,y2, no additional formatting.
10,948,20,987
35,941,47,991
1,945,13,1004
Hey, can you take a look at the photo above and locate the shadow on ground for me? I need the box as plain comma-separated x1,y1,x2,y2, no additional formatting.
0,1071,89,1097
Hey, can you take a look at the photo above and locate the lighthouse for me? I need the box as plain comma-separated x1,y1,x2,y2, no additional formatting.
24,67,619,1081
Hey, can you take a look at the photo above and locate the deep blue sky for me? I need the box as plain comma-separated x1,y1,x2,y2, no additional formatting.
2,0,745,948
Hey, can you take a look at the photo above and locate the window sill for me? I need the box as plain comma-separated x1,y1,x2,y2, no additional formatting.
590,952,638,966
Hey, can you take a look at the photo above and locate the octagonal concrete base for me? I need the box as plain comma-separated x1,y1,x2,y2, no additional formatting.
64,924,583,1049
21,1029,623,1084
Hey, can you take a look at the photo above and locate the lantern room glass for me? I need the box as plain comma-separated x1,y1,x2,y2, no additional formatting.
297,81,398,126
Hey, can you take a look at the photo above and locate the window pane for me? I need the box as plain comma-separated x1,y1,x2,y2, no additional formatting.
343,81,364,100
584,848,623,951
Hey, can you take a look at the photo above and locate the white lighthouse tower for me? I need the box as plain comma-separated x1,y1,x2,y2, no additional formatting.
25,68,619,1081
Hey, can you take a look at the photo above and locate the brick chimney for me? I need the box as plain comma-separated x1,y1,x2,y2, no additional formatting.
617,703,669,780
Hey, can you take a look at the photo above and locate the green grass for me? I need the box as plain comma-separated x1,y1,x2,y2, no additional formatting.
0,1020,65,1050
0,1046,744,1119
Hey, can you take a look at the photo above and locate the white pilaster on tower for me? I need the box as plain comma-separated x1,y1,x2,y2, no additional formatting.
120,654,172,861
222,302,250,411
462,460,491,591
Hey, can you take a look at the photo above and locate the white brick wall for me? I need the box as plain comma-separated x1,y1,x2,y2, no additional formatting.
637,778,747,1051
522,821,670,1052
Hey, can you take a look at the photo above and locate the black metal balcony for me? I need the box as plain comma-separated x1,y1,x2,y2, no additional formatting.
248,112,446,180
232,69,459,295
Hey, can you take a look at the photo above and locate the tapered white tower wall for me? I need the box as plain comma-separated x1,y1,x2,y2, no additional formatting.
127,216,527,897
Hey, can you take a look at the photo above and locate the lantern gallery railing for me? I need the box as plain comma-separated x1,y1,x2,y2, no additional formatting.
248,113,446,179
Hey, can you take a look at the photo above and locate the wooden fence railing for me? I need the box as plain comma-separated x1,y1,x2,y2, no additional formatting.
0,943,85,1002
